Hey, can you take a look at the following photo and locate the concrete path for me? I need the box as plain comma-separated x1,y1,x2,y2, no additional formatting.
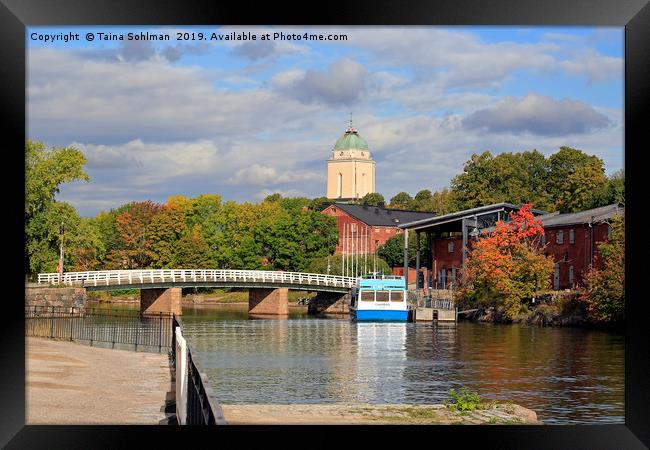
26,337,172,424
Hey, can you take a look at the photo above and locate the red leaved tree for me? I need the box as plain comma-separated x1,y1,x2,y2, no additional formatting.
106,201,164,269
460,204,554,320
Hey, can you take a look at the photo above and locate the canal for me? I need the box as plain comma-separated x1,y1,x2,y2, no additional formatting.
179,304,624,425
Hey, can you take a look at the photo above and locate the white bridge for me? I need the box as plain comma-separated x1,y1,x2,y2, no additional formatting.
37,269,358,293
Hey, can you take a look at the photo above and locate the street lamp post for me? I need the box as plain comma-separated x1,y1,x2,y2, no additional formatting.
58,222,65,284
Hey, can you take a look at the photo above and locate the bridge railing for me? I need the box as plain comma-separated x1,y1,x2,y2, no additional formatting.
37,269,358,289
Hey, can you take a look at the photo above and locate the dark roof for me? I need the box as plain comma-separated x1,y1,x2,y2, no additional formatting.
538,204,624,227
397,202,547,230
327,203,436,227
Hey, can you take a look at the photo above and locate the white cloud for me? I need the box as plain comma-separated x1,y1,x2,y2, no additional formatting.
227,164,323,186
27,48,324,145
463,93,612,136
272,58,369,105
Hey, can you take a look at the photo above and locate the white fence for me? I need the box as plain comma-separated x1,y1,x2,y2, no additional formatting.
175,326,188,425
37,269,357,290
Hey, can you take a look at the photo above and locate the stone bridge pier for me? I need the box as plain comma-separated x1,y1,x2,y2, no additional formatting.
307,292,350,314
248,288,288,316
140,288,182,316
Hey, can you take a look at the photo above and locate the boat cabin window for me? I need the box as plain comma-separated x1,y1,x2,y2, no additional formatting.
390,291,404,302
375,291,390,302
360,291,375,301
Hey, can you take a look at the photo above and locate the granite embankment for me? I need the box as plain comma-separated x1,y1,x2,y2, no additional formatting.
221,403,540,425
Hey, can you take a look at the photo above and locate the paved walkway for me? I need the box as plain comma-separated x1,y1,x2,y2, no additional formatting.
26,337,172,424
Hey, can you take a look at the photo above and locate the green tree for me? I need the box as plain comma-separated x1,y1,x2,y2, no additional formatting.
25,140,89,220
309,196,331,211
203,200,285,269
25,140,89,277
360,192,385,206
553,159,608,212
148,205,187,268
279,197,312,214
255,209,338,271
377,232,429,268
263,193,282,203
412,189,433,211
581,216,624,323
26,202,82,275
175,225,211,267
308,253,391,275
417,188,460,215
451,150,551,210
389,192,414,210
546,147,607,211
91,204,137,269
585,169,624,209
67,217,106,271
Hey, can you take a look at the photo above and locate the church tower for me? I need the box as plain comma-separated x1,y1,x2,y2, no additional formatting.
326,118,376,200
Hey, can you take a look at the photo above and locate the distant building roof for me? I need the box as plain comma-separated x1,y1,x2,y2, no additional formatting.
326,203,436,227
538,203,624,227
397,202,547,230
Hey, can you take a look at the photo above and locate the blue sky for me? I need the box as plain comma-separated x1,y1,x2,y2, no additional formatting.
27,26,624,217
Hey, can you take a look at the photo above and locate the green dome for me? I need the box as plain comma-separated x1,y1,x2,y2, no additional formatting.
334,129,369,151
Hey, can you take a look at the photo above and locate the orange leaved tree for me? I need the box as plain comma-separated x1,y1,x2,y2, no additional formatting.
460,204,554,320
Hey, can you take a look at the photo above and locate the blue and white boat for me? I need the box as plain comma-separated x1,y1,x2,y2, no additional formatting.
350,274,411,322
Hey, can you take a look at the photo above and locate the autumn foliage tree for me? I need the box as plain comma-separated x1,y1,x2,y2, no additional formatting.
460,204,555,320
106,201,164,269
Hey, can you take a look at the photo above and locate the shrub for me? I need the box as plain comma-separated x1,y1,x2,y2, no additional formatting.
580,215,624,323
446,387,483,414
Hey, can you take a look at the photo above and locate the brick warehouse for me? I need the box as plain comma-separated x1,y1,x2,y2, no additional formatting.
321,203,435,254
398,203,624,291
538,204,624,290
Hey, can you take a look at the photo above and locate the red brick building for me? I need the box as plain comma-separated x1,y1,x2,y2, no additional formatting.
397,203,624,291
321,203,436,254
537,204,624,289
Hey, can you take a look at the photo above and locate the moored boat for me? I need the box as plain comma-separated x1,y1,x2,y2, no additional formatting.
350,274,411,322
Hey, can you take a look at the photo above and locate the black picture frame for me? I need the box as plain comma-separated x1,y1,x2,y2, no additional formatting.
2,0,648,448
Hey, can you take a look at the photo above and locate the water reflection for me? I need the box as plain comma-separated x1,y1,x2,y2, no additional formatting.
180,305,624,424
353,322,407,403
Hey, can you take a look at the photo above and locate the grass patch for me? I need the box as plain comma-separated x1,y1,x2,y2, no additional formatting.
398,406,440,420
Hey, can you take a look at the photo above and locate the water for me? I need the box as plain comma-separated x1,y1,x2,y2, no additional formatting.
180,305,624,424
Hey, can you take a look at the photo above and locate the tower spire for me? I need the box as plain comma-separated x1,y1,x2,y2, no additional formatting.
347,112,356,133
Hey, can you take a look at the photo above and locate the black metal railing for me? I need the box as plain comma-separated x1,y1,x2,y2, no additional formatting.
170,314,227,425
186,350,227,425
25,306,173,353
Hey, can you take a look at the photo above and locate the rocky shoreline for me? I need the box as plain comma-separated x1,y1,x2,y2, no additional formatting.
459,291,600,327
